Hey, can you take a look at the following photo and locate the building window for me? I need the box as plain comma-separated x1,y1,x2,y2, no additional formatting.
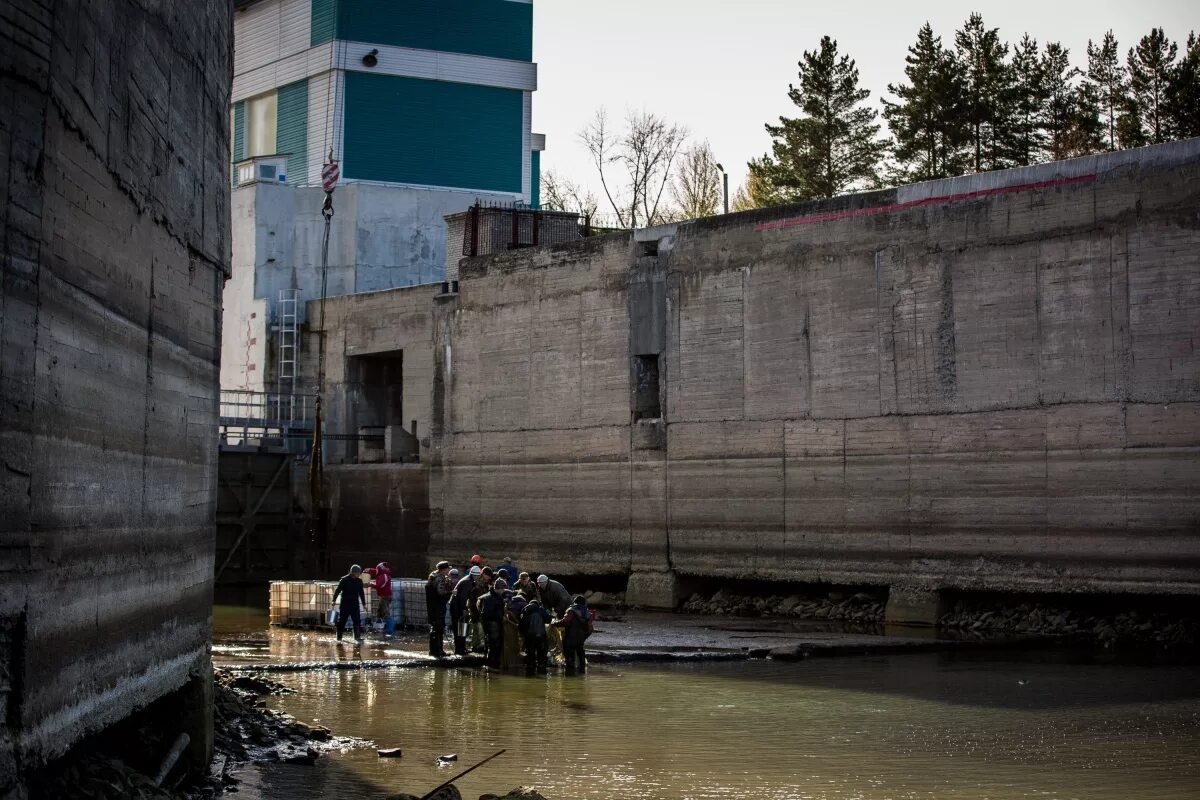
245,91,277,157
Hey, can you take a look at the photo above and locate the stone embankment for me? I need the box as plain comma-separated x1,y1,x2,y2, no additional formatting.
677,588,1199,653
939,601,1199,651
680,589,886,625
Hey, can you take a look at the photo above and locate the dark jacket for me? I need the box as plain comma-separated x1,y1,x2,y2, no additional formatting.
555,601,592,646
520,601,551,639
497,563,519,584
332,574,366,611
449,575,476,619
538,579,572,616
426,571,450,620
478,590,507,624
468,579,490,621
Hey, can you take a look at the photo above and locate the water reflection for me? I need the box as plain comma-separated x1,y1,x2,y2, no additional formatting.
215,605,1200,799
235,656,1200,800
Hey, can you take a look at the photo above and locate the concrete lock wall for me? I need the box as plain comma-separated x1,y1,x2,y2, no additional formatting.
303,285,437,575
428,140,1200,607
0,0,230,789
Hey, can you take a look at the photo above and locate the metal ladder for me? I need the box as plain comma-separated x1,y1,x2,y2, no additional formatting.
276,289,299,406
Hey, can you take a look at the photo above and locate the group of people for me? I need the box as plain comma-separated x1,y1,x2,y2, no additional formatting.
330,557,594,676
426,556,593,676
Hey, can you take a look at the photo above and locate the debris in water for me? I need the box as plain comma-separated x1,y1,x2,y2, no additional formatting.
437,753,459,765
378,747,403,758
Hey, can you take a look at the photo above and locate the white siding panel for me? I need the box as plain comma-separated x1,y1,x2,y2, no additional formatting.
234,0,313,82
278,0,310,57
234,0,280,76
233,43,333,102
235,40,536,101
335,41,537,91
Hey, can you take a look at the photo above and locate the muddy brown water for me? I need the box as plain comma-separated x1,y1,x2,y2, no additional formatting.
215,606,1200,800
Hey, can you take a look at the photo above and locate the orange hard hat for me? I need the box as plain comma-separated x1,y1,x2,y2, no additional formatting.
470,554,482,565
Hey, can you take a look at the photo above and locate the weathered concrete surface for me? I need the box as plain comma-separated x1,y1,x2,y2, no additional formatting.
0,0,230,790
429,140,1200,603
302,284,436,464
222,182,515,392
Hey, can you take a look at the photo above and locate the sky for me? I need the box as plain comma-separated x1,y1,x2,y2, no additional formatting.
531,0,1196,206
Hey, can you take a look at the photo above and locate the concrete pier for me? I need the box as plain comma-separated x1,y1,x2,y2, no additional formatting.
0,0,230,792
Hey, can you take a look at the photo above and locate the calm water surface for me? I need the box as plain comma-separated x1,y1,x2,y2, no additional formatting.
219,609,1200,800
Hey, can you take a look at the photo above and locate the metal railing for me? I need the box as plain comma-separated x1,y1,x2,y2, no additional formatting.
219,390,317,450
220,390,315,425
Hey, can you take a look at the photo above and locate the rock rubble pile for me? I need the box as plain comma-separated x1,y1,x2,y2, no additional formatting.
681,589,886,624
939,602,1199,650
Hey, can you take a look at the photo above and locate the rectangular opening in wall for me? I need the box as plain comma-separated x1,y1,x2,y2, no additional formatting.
346,350,404,463
632,354,661,421
638,240,659,258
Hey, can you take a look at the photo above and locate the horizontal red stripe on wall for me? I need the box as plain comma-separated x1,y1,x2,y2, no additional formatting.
754,173,1097,232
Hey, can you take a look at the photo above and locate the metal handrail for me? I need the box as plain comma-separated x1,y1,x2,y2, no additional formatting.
219,390,316,424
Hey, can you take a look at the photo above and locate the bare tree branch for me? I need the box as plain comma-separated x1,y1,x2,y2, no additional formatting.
579,108,688,228
671,141,722,219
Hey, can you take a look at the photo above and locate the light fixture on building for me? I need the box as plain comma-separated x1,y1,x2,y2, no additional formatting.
362,48,379,67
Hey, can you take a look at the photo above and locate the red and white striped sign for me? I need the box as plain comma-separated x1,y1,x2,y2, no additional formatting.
321,160,340,192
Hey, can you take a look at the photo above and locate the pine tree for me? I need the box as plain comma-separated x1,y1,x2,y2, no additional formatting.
954,12,1017,171
1086,31,1125,150
1116,100,1149,148
883,23,968,180
754,36,887,200
1165,32,1200,138
1040,43,1102,160
1009,34,1046,165
732,164,782,211
1127,28,1178,143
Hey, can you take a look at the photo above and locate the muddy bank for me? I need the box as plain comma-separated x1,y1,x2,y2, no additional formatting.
24,668,346,800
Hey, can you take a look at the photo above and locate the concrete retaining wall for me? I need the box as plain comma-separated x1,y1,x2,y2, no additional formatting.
429,140,1200,604
1,0,230,788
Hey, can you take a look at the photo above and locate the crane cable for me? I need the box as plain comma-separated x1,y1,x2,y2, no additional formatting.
310,150,336,520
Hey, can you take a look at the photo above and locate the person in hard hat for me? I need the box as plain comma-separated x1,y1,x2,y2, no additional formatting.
536,574,572,616
537,574,571,658
331,564,366,645
449,566,480,656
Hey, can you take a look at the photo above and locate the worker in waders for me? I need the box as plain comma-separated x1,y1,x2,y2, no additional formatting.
425,560,452,657
553,594,593,675
468,566,494,652
520,597,552,675
449,565,479,656
478,578,508,668
331,564,367,645
537,574,571,658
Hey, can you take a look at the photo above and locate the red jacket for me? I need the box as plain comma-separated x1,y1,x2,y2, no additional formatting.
364,562,393,598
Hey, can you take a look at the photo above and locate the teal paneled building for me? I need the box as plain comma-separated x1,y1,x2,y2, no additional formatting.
231,0,543,204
